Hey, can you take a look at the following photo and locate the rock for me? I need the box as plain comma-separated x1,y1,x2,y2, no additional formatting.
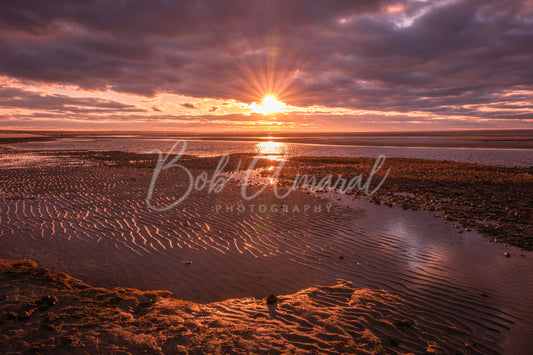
505,252,510,258
36,295,58,311
61,335,75,347
17,311,32,321
480,292,488,298
338,255,344,260
5,311,17,320
41,322,57,331
266,293,278,304
184,260,192,265
393,320,414,329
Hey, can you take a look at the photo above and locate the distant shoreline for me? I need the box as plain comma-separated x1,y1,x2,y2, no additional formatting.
1,129,533,149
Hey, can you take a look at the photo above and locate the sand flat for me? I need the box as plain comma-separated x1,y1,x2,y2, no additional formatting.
1,163,533,353
0,259,502,353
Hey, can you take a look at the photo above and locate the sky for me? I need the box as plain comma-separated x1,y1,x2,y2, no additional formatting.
0,0,532,132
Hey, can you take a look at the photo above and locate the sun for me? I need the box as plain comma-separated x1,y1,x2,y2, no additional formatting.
250,95,286,115
261,95,285,114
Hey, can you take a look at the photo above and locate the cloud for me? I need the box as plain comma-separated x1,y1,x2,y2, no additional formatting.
0,87,144,114
181,103,196,109
0,0,532,128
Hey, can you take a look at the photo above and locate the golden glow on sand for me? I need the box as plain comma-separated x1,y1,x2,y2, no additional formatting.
250,95,287,115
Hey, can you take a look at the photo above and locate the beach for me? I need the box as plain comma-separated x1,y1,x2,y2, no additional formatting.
0,258,517,354
1,143,532,353
2,0,533,352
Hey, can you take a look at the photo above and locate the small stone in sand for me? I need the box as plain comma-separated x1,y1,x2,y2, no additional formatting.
480,292,488,298
6,312,16,320
504,252,510,258
36,295,58,310
338,255,344,260
266,293,278,304
393,320,413,329
184,260,192,265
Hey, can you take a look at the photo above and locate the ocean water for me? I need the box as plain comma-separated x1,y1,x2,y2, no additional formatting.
7,136,533,167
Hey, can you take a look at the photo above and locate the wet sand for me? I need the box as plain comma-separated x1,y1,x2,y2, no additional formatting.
0,259,504,354
1,150,532,353
273,156,533,250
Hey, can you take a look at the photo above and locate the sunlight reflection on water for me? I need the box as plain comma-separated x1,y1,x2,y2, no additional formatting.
7,137,533,167
255,141,288,161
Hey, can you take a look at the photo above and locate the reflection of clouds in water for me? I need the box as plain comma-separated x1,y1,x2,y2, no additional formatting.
255,141,288,161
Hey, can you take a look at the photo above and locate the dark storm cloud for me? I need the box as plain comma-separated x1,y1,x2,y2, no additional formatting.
0,0,532,120
0,87,144,114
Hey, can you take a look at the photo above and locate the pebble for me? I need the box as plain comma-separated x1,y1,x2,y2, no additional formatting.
504,252,510,258
5,312,16,320
36,295,58,310
266,293,278,304
17,311,32,321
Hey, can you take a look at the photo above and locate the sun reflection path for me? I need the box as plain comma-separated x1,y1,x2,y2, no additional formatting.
255,141,288,161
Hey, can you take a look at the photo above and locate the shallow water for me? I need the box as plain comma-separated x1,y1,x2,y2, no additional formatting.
8,137,533,167
0,151,93,169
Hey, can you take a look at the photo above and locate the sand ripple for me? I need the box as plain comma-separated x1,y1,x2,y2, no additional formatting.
1,166,533,352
